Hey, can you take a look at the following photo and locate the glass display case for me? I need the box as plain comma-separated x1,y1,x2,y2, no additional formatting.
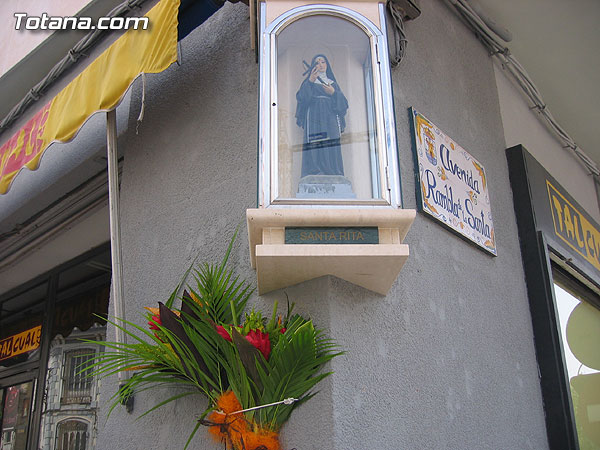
258,1,401,208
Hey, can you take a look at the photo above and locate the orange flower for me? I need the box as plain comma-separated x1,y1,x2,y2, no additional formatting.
189,291,204,307
208,391,246,444
207,391,280,450
144,306,160,316
217,390,242,414
143,306,180,318
242,426,280,450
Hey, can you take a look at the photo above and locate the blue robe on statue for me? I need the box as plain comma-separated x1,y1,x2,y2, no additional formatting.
295,75,348,178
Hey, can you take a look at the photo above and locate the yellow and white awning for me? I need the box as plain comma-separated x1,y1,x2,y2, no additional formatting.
0,0,180,194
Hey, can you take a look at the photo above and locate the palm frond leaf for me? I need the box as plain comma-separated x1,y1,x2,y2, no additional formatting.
86,233,343,449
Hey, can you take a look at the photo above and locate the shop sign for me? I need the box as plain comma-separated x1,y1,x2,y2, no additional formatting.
547,181,600,271
285,227,379,244
0,325,42,362
410,108,496,255
507,145,600,285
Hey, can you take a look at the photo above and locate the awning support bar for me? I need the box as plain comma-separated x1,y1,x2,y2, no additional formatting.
106,110,132,407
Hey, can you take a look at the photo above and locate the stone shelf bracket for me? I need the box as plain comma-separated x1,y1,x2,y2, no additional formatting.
246,208,416,295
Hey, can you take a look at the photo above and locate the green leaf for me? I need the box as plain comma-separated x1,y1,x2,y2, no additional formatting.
230,328,264,393
166,259,196,309
184,420,203,450
84,231,343,440
159,303,210,381
137,390,197,419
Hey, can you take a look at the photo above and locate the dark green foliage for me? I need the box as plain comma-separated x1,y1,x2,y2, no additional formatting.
83,233,343,449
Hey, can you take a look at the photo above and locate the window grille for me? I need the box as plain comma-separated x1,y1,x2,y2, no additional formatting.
55,420,88,450
61,349,94,404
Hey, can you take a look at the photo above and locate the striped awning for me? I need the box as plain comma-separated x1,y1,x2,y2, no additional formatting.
0,0,180,194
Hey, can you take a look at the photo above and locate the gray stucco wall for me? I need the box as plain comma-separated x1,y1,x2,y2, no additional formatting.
96,2,549,449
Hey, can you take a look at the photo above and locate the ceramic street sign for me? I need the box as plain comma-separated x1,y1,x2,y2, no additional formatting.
410,108,496,255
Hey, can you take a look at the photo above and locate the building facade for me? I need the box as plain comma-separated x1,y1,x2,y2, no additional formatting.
38,326,105,450
0,0,598,449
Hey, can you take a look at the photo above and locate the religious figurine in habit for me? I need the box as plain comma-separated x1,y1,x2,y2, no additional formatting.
295,54,349,178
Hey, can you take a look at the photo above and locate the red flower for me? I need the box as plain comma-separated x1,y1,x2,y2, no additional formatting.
216,325,232,342
280,328,286,334
148,315,161,331
245,329,271,360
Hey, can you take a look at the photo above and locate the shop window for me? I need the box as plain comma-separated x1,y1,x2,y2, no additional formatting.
507,145,600,450
0,381,34,450
0,244,110,450
552,271,600,449
55,420,88,450
259,5,401,207
61,349,94,405
0,281,46,368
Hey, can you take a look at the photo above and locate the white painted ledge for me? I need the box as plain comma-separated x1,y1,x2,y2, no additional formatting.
246,208,416,295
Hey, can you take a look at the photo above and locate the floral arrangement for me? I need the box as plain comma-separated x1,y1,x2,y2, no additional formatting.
88,237,342,450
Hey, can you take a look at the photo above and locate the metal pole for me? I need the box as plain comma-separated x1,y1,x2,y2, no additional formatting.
106,110,128,385
594,174,600,217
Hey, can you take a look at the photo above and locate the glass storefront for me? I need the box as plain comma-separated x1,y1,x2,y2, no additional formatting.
0,245,110,450
0,381,34,450
507,145,600,450
553,281,600,450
